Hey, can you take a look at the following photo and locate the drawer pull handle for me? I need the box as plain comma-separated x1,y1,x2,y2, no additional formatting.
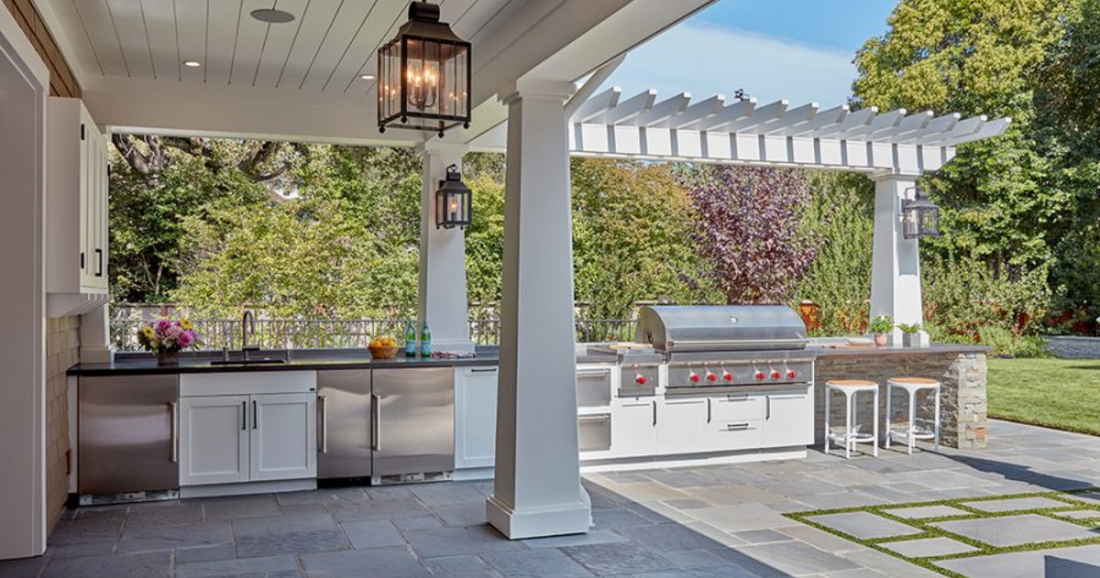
726,423,750,431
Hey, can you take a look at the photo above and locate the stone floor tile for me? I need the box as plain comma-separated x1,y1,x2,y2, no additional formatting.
931,514,1098,548
484,548,592,577
432,502,489,527
936,544,1100,578
562,542,676,575
0,555,49,578
618,523,725,553
664,499,712,511
42,551,171,578
822,569,889,578
837,549,943,578
390,515,445,531
329,498,432,523
47,520,122,546
795,492,886,510
805,512,921,540
173,543,236,564
47,540,116,558
234,529,350,559
1065,492,1100,505
232,513,338,538
1054,510,1100,520
175,555,300,578
423,555,491,574
642,470,723,488
202,495,282,521
606,482,692,503
687,485,786,506
882,505,969,519
685,503,792,533
301,546,432,578
339,520,405,549
125,502,205,527
776,524,864,553
715,541,860,577
960,496,1072,513
658,549,730,569
404,524,523,558
728,530,791,545
520,530,630,549
410,483,486,506
590,508,652,530
361,486,414,501
117,522,232,553
681,566,761,578
880,537,978,558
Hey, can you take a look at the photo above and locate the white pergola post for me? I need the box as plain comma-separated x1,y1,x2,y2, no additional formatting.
487,79,591,540
416,142,474,353
869,174,928,345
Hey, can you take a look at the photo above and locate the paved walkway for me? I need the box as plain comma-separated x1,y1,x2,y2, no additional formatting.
0,419,1097,578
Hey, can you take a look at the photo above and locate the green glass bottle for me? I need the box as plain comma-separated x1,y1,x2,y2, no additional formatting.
404,321,417,357
420,321,432,357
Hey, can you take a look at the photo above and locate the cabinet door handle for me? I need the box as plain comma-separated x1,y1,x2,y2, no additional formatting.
766,396,771,420
707,398,712,423
652,400,657,426
80,252,85,269
371,394,381,451
253,400,258,430
95,249,103,277
168,401,179,463
318,395,328,453
241,401,247,430
470,368,497,373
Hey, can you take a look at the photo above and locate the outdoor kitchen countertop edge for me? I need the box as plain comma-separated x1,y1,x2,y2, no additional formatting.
810,343,990,359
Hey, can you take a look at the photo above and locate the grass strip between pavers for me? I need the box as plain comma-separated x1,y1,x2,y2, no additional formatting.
783,488,1100,578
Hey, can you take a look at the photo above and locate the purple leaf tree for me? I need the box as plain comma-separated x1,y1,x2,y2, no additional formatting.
684,165,822,304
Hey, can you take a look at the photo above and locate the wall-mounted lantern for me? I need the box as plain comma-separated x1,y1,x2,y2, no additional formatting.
378,2,471,137
436,165,471,229
902,185,941,239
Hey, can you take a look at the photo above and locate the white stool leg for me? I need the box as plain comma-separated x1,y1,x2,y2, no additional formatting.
873,387,879,457
885,384,892,449
845,392,852,460
824,388,831,454
907,388,916,455
934,386,941,452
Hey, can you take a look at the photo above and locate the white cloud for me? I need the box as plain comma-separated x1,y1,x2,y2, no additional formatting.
603,21,858,110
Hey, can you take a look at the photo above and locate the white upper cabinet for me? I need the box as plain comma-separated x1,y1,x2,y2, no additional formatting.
46,97,109,317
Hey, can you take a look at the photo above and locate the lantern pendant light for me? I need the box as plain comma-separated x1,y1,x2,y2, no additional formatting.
378,2,472,137
902,185,941,239
436,165,472,229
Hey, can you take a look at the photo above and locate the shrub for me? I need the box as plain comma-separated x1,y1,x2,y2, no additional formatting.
977,326,1050,358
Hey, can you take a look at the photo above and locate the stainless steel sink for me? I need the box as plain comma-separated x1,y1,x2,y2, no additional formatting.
209,357,287,366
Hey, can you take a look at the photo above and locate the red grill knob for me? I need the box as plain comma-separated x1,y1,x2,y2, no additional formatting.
689,373,701,384
635,375,647,385
771,371,782,380
754,371,765,381
787,370,797,379
723,372,733,382
706,372,717,383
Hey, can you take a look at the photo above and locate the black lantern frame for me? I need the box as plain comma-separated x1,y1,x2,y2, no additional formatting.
436,164,471,229
378,2,471,137
902,185,941,239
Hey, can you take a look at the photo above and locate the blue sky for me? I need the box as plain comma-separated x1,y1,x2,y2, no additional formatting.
604,1,897,109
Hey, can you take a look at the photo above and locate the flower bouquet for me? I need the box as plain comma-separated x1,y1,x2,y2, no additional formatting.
138,318,200,365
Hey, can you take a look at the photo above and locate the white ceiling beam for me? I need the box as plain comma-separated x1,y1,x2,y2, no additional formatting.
760,102,820,135
726,99,789,132
690,98,757,131
813,107,878,138
634,92,691,127
571,87,622,123
599,89,658,124
663,95,725,129
897,113,960,144
784,105,849,136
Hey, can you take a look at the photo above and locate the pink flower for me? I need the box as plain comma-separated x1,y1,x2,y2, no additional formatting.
177,330,195,349
166,324,184,340
154,319,172,336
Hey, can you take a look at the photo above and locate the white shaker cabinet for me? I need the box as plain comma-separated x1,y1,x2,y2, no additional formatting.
454,367,498,469
761,389,813,448
46,97,110,317
251,393,317,481
179,395,251,486
610,397,658,458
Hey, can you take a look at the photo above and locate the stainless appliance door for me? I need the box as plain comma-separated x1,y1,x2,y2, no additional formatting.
78,375,179,495
372,367,454,477
317,370,372,479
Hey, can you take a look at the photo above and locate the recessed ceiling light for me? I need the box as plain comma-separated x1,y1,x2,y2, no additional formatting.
182,60,202,68
360,74,375,80
251,8,295,24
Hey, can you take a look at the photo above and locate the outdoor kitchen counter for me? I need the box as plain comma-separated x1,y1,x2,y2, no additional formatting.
67,347,502,376
809,343,990,358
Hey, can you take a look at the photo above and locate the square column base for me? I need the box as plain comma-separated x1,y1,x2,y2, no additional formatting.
486,493,591,540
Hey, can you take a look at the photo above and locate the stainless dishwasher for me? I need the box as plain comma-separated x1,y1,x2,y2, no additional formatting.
372,367,454,483
78,374,180,503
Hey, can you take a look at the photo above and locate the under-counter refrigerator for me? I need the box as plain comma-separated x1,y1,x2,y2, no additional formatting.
316,369,373,479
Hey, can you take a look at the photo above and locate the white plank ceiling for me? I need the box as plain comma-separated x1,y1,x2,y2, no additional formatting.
51,0,516,94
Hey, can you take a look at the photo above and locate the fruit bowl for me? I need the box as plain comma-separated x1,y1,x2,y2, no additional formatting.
368,345,399,359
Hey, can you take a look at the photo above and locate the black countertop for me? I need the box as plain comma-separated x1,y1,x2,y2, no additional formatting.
810,343,989,359
69,347,501,376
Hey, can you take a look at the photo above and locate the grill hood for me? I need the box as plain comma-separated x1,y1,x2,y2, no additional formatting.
636,305,808,353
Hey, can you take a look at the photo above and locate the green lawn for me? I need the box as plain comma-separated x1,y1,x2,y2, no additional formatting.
988,357,1100,436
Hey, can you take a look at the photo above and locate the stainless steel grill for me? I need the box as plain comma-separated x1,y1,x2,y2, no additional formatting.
636,305,815,390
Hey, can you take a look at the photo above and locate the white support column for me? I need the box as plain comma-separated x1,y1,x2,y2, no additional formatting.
487,79,591,540
416,142,474,353
80,303,113,363
869,174,929,346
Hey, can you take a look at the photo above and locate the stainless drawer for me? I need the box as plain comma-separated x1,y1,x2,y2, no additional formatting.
578,413,612,452
576,366,613,408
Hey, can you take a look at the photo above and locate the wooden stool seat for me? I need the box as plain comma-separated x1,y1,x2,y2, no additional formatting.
889,377,938,386
826,379,877,389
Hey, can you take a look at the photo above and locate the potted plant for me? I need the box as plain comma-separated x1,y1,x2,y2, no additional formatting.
898,323,922,348
869,315,894,347
137,318,200,365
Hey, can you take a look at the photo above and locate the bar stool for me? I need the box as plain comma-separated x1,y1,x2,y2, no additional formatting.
886,377,941,454
824,380,879,459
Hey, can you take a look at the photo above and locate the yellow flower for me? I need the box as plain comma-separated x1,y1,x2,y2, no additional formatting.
179,318,193,330
141,326,155,339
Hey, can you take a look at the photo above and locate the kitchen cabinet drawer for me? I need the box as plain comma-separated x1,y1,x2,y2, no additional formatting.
708,419,764,451
181,372,316,397
578,413,611,452
576,365,613,408
710,393,764,422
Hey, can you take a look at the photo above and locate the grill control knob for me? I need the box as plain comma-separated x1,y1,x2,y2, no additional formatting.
771,370,782,380
689,372,701,384
635,374,647,386
754,371,766,381
787,370,797,380
722,372,733,382
706,372,717,382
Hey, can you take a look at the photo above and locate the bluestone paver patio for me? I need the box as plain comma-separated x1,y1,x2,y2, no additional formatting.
0,419,1097,578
